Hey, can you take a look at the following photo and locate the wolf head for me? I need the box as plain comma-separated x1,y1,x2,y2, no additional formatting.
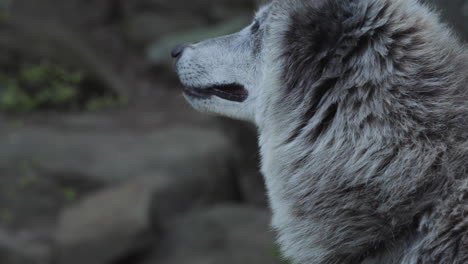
172,0,466,130
171,0,370,123
172,4,274,122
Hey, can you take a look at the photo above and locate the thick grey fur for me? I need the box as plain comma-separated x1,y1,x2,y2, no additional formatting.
174,0,468,263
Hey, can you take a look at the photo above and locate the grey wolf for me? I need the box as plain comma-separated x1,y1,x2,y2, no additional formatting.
172,0,468,263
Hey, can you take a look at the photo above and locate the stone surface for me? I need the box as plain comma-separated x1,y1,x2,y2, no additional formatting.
54,166,243,264
144,205,282,264
54,176,157,264
0,229,51,264
0,123,240,184
0,113,259,264
0,161,103,230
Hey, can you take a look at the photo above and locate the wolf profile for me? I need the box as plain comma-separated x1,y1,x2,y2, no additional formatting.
172,0,468,263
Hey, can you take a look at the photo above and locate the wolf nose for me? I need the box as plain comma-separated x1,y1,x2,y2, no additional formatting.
171,44,188,58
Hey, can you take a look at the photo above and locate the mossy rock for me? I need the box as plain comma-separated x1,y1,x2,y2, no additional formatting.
0,63,126,112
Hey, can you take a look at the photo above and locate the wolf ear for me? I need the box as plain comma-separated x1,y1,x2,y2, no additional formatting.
281,1,351,72
284,0,389,57
278,0,390,100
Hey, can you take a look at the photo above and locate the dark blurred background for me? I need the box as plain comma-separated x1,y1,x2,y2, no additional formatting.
0,1,466,264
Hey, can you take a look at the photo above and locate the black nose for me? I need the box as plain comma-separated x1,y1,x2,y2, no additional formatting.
171,44,188,58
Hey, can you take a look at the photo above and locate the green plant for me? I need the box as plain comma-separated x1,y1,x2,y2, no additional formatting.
20,63,82,105
0,64,84,111
0,63,125,112
0,78,36,112
21,63,82,85
63,187,78,201
86,95,127,111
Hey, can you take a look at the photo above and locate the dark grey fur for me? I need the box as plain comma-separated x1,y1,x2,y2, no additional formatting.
259,0,468,263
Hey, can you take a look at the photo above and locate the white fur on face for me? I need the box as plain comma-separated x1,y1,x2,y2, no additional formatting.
174,5,271,122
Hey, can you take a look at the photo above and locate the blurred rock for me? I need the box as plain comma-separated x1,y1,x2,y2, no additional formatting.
55,176,157,264
0,110,268,264
54,147,243,264
143,205,282,264
0,125,241,184
0,164,103,230
0,229,51,264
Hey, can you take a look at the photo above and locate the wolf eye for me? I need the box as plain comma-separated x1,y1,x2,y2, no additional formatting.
251,20,260,34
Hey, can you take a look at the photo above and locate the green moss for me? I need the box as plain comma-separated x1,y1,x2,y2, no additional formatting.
86,96,127,111
20,63,82,85
0,79,34,112
0,64,82,111
63,187,78,201
0,63,124,112
36,84,79,105
21,64,51,83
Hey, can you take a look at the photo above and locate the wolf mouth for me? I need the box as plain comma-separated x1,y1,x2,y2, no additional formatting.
183,84,248,102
